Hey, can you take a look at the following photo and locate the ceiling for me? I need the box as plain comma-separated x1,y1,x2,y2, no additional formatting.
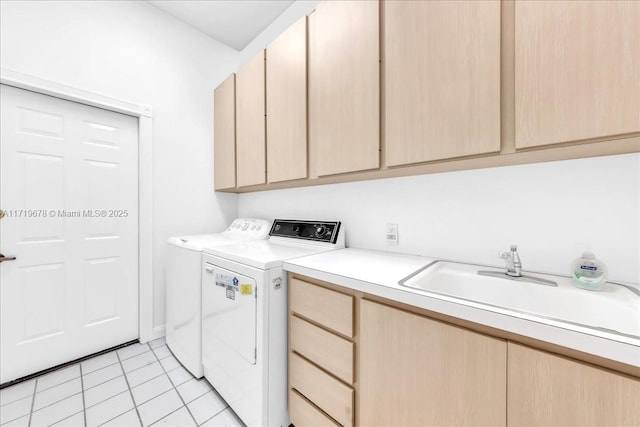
148,0,295,51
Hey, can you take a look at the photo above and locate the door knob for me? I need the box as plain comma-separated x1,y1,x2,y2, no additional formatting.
0,253,17,263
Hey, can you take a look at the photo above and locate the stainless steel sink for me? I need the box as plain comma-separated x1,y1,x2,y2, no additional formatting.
399,260,640,339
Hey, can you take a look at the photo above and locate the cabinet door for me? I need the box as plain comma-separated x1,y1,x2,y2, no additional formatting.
236,51,266,187
359,300,506,426
308,0,379,177
266,17,307,183
515,1,640,149
508,343,640,426
384,0,501,166
213,74,236,190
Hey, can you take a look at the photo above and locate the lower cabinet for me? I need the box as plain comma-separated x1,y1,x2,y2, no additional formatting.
287,274,640,426
289,277,355,427
359,299,507,427
507,343,640,426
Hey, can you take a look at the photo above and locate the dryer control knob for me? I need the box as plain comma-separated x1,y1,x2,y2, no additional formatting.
241,222,250,231
315,225,327,238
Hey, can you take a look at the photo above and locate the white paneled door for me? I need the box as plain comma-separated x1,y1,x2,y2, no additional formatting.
0,85,139,384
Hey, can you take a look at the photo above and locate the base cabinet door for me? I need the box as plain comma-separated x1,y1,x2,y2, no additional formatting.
507,343,640,426
358,300,506,427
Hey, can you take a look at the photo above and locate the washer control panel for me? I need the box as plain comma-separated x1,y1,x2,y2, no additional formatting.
269,220,341,243
223,218,271,240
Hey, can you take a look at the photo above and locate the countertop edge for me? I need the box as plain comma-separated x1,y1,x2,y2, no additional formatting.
283,259,640,370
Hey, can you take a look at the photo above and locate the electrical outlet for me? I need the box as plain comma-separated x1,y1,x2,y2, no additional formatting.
386,223,398,246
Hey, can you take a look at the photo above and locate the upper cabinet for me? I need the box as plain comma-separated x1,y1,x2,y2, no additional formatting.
213,74,236,190
266,17,307,184
308,0,380,177
236,51,266,187
515,0,640,149
213,0,639,193
384,0,501,166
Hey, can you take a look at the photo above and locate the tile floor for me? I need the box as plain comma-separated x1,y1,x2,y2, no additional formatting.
0,338,244,427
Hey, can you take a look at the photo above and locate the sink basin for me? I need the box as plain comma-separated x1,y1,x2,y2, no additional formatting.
399,261,640,339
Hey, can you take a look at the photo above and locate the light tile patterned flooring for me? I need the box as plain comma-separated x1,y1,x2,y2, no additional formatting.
0,338,244,427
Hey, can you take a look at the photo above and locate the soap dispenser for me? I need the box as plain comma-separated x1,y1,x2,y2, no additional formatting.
571,251,607,291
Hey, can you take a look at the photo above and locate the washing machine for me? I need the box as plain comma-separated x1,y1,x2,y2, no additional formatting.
201,219,345,426
165,218,271,378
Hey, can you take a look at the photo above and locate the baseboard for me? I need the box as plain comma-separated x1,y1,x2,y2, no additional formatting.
149,325,166,342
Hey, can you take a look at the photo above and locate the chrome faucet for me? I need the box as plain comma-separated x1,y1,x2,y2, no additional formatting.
499,245,522,277
478,244,557,286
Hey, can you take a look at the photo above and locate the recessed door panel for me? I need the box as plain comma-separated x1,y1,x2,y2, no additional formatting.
84,257,120,326
21,153,64,242
21,263,65,342
18,107,64,139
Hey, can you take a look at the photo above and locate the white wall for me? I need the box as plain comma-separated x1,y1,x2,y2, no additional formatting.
0,0,239,332
239,154,640,284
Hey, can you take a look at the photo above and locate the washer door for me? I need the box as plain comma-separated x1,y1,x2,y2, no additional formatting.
203,263,257,366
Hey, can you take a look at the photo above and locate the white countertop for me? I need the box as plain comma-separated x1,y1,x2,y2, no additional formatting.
283,248,640,368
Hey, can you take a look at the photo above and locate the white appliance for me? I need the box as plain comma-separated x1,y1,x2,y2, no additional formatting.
165,218,271,378
201,220,345,427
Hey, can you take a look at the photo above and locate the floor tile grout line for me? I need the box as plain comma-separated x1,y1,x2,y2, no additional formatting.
81,360,120,376
85,389,129,411
85,352,165,393
32,372,81,395
48,409,85,427
28,378,36,427
149,346,199,425
78,364,88,427
198,406,230,427
27,391,83,417
116,348,145,427
147,405,189,427
0,380,36,408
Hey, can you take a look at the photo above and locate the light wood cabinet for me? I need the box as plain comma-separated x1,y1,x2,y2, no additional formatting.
515,0,640,149
213,74,236,190
308,0,380,177
508,343,640,426
289,277,355,427
384,0,501,166
359,299,507,427
288,273,640,426
266,16,307,184
236,51,266,187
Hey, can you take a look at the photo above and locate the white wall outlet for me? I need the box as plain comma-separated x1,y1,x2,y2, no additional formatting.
386,223,398,246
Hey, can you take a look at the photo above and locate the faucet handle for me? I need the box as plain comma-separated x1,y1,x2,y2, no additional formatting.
499,251,510,260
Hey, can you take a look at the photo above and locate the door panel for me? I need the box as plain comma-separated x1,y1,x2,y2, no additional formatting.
0,84,139,383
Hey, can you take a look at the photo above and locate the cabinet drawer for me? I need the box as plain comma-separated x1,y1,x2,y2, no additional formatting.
290,278,353,337
290,353,354,427
289,389,339,427
291,315,354,384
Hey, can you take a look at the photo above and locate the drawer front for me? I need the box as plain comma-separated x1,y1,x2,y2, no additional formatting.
291,315,354,384
289,389,340,427
290,278,353,337
290,353,354,427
